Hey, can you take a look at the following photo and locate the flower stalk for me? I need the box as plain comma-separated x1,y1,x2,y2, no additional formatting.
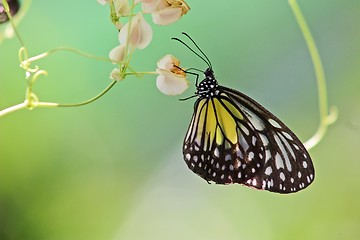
288,0,337,150
0,0,190,117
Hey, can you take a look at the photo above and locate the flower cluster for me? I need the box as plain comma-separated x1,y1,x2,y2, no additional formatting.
99,0,190,95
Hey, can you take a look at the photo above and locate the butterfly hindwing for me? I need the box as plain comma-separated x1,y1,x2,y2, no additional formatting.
183,85,315,193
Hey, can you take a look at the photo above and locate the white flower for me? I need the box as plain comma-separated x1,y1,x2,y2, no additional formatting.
109,44,126,63
110,68,123,81
136,0,190,25
156,55,189,95
97,0,108,5
118,12,153,49
113,0,130,16
98,0,130,17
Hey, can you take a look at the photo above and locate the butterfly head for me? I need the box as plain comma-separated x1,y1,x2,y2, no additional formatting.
172,33,218,98
196,68,220,98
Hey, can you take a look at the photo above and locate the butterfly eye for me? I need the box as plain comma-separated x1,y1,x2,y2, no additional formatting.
0,0,20,24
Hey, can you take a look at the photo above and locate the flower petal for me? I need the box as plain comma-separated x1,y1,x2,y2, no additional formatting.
118,13,153,49
152,8,182,25
109,44,126,63
114,0,130,16
156,69,189,95
110,68,123,81
137,0,161,13
97,0,108,5
157,54,180,70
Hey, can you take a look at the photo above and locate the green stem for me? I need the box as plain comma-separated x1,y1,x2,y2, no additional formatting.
288,0,337,150
121,0,136,76
0,0,140,117
24,47,112,64
126,71,157,77
0,101,59,117
58,80,118,107
0,102,27,117
0,80,118,116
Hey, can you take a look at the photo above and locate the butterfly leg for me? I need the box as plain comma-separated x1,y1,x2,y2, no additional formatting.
178,70,200,101
184,69,200,87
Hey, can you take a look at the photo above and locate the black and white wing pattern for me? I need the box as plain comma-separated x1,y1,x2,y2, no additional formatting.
183,85,314,194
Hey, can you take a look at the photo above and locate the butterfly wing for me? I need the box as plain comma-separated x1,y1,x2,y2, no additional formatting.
183,86,315,193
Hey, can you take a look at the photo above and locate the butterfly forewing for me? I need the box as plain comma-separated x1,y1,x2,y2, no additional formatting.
183,85,315,194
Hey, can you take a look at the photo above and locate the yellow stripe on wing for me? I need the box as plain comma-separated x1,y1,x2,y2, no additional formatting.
205,99,218,145
191,96,244,149
213,98,242,145
192,99,207,145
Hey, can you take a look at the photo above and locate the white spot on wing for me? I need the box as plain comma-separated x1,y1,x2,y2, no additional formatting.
282,131,293,141
265,166,272,175
237,104,265,131
265,150,271,163
307,176,311,183
236,147,243,159
214,148,220,158
240,124,249,135
225,141,232,150
248,151,254,161
303,161,308,169
278,134,296,159
279,172,285,181
185,116,195,141
194,144,200,151
252,179,257,186
225,154,232,161
275,153,284,169
239,134,249,152
194,137,201,147
252,136,257,146
268,118,282,128
274,134,292,172
259,134,269,146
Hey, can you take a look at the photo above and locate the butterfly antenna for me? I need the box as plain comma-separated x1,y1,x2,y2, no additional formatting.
172,37,212,70
181,32,212,69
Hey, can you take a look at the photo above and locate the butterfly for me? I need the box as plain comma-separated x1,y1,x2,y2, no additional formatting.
173,33,315,194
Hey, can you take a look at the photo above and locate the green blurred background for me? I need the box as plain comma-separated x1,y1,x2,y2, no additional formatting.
1,0,360,239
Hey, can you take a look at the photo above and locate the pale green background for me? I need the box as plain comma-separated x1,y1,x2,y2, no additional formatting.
0,0,360,240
